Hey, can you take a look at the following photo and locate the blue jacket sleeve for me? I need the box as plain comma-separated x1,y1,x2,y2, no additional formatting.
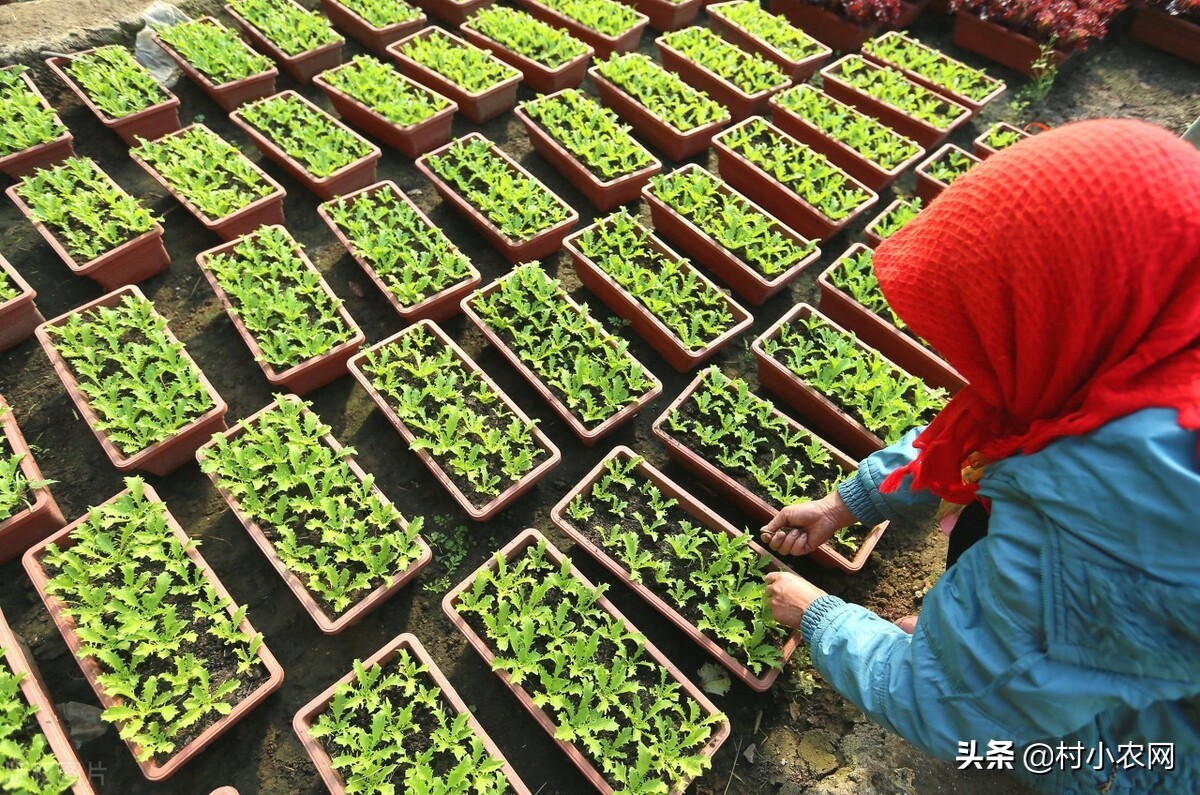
836,427,941,526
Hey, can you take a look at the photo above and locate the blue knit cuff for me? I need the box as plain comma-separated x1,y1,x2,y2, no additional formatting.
837,473,887,527
801,594,848,646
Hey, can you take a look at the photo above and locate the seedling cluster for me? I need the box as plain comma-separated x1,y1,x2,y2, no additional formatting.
661,27,788,95
0,649,77,794
924,145,979,185
981,122,1025,151
0,66,66,157
521,89,655,181
709,1,825,62
537,0,642,37
866,197,921,241
465,6,590,68
828,247,911,335
830,56,968,131
595,53,729,133
63,46,168,119
228,0,341,55
0,271,16,304
40,479,267,763
863,33,1002,105
155,19,273,85
323,56,450,128
397,30,520,94
337,0,422,27
455,538,724,793
773,84,921,171
0,407,41,524
238,94,374,179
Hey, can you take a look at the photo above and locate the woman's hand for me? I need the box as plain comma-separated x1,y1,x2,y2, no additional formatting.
759,493,857,557
764,572,828,628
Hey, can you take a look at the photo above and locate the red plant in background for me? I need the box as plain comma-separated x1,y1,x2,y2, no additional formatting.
808,0,903,26
950,0,1128,50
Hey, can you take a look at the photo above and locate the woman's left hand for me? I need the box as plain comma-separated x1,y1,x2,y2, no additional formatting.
764,571,828,628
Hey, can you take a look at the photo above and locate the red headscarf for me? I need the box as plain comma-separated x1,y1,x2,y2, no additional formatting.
875,119,1200,503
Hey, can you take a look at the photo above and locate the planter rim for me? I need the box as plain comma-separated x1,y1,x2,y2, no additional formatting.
387,26,523,100
150,17,279,93
972,121,1028,157
21,482,284,780
707,0,832,71
863,30,1006,108
655,33,790,105
45,49,180,128
0,70,73,171
458,16,595,78
0,396,55,542
322,0,427,35
587,64,732,137
312,62,458,134
914,141,980,193
862,196,916,242
0,254,37,314
224,2,346,66
819,53,972,138
515,0,648,49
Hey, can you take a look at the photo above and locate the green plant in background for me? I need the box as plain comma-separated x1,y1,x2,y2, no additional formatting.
827,246,932,348
420,514,472,593
661,27,788,96
981,122,1026,151
535,0,644,36
830,56,968,130
865,197,921,241
424,136,572,241
0,406,50,525
718,118,872,222
63,45,168,119
44,294,216,455
594,53,729,133
397,30,520,94
336,0,422,27
360,325,548,505
577,210,738,351
862,32,1003,104
650,167,815,278
155,19,273,85
708,1,825,62
0,648,77,794
199,396,425,616
40,478,266,763
0,270,16,303
133,126,275,221
0,66,67,157
324,186,474,309
469,263,657,428
924,145,978,185
238,94,374,179
1011,37,1061,114
773,85,921,171
322,56,451,128
455,538,724,793
228,0,340,55
14,156,157,263
761,312,946,442
309,649,512,794
464,6,590,68
520,89,655,181
563,452,791,675
203,226,357,370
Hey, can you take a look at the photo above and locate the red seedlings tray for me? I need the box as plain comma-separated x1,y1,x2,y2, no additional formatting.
293,633,532,795
914,143,980,204
0,255,44,352
319,0,426,55
45,49,180,145
1131,6,1200,65
550,446,803,688
0,396,65,564
410,0,494,26
627,0,702,31
707,1,831,82
766,0,879,52
513,0,648,57
442,528,731,794
22,483,284,781
973,121,1029,158
317,181,481,323
34,286,229,476
0,68,74,179
196,396,431,635
415,132,578,263
861,31,1006,112
388,27,521,123
655,32,790,121
195,227,366,395
151,18,279,111
951,11,1068,77
347,320,561,521
459,17,594,94
225,0,344,84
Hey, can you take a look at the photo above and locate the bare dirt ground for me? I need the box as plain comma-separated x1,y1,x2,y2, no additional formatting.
0,1,1196,794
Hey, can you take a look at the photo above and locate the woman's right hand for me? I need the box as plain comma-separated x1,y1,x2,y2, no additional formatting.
759,493,857,557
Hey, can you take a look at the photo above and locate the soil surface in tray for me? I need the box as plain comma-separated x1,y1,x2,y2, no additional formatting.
0,2,1195,792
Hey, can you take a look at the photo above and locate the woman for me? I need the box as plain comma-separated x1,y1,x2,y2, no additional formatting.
760,119,1200,794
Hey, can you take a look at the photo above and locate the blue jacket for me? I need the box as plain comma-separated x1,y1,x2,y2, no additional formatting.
803,408,1200,794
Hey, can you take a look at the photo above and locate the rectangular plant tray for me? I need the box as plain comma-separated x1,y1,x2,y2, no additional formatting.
442,528,731,794
319,0,426,55
0,69,74,179
0,396,65,564
226,1,344,83
0,255,44,352
973,121,1029,158
459,19,594,94
151,18,279,111
861,31,1006,111
22,483,285,781
707,1,831,81
655,33,789,120
862,196,914,248
915,143,981,204
409,0,494,26
628,0,702,31
347,320,561,521
317,180,481,323
951,11,1068,78
768,0,879,52
550,446,803,688
293,632,531,795
46,50,180,145
196,396,431,635
34,285,229,476
388,27,521,124
513,0,648,56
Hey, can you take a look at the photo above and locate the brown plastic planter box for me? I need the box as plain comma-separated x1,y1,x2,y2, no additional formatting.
348,321,561,521
410,0,493,25
317,181,481,323
416,133,578,263
388,28,521,124
515,96,661,211
443,528,731,792
1131,7,1200,65
226,1,344,84
459,21,594,94
628,0,702,30
320,0,426,55
0,69,74,179
713,116,878,242
888,0,928,28
862,196,916,248
656,34,790,121
513,0,648,57
707,1,831,81
861,31,1006,112
651,370,888,571
0,397,65,564
641,164,819,305
817,243,966,393
6,173,170,291
46,51,180,146
294,633,532,795
0,256,44,352
313,65,456,158
767,0,879,52
563,219,753,372
769,88,924,191
197,396,431,635
461,274,663,444
0,607,93,793
129,124,286,242
914,143,980,204
550,447,802,688
35,286,228,476
151,19,278,111
23,483,284,781
195,228,366,395
231,91,381,201
951,12,1068,77
973,121,1028,158
590,66,730,161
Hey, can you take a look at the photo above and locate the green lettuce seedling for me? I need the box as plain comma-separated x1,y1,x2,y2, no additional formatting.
336,0,422,28
863,32,1002,104
594,53,729,133
63,45,168,119
155,19,272,85
397,30,520,94
661,26,788,95
322,56,450,128
709,1,825,62
535,0,643,36
829,55,968,130
0,66,67,156
464,6,590,68
228,0,340,55
773,84,921,171
238,93,374,179
520,89,655,180
0,648,78,793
